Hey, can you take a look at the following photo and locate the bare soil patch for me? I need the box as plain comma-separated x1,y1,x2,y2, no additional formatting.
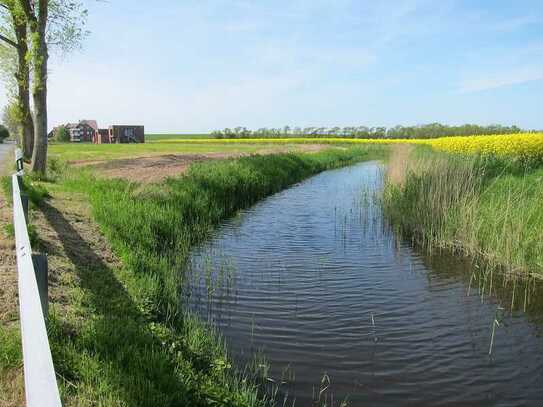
0,146,18,324
0,368,24,407
0,194,17,324
74,144,330,183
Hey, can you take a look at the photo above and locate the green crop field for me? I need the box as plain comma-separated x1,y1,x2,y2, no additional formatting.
48,142,277,162
145,133,213,141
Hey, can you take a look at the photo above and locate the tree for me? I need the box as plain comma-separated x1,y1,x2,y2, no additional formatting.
0,123,9,141
15,0,48,173
329,127,341,136
53,125,69,141
0,0,34,158
2,100,19,135
0,0,88,169
47,1,88,54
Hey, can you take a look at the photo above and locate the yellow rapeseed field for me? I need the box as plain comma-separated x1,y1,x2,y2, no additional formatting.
155,133,543,159
428,133,543,159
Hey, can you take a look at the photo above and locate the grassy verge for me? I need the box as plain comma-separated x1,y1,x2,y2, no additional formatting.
383,145,543,276
29,146,385,405
0,144,25,406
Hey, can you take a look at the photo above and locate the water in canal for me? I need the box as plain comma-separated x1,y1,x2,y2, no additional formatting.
185,161,543,406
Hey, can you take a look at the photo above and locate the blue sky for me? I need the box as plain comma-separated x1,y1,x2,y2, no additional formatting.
3,0,543,132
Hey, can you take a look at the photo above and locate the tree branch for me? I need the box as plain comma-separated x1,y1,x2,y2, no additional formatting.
17,0,35,22
0,32,18,48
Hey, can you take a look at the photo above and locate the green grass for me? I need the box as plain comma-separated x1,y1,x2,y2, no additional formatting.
0,324,22,403
146,133,214,141
383,146,543,276
0,325,21,372
36,146,386,405
48,142,274,162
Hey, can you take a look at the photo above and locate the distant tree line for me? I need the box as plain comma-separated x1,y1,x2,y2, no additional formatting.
211,123,525,139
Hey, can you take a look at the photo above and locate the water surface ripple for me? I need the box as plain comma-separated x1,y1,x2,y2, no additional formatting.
185,161,543,406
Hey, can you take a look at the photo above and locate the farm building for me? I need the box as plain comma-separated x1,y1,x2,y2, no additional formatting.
50,120,98,142
67,120,98,142
93,125,145,144
94,128,111,144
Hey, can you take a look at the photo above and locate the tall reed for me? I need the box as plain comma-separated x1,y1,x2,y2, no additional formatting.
383,145,543,276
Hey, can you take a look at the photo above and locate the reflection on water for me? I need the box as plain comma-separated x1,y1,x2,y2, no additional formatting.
184,161,543,406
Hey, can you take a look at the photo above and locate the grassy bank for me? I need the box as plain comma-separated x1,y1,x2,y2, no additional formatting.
29,146,384,405
383,146,543,276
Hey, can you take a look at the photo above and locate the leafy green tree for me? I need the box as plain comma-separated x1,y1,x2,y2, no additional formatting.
0,0,34,157
0,0,88,172
1,101,19,135
54,125,69,142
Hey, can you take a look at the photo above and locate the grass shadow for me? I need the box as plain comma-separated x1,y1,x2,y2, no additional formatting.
38,201,207,406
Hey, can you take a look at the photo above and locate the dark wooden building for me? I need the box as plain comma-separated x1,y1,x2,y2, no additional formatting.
110,125,145,143
94,129,111,144
93,125,145,144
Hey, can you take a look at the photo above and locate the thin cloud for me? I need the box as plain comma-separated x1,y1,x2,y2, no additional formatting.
460,67,543,93
486,15,542,32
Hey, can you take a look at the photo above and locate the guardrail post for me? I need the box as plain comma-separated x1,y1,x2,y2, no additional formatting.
32,254,49,319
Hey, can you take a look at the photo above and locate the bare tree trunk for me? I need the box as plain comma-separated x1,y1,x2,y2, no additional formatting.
25,0,48,174
20,82,34,158
29,43,48,174
13,16,34,159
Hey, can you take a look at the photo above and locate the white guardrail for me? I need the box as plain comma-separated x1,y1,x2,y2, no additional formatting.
12,149,62,406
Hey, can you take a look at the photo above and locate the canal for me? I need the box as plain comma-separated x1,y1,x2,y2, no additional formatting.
186,161,543,406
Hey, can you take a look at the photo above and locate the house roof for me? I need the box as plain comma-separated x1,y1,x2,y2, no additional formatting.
80,120,98,130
